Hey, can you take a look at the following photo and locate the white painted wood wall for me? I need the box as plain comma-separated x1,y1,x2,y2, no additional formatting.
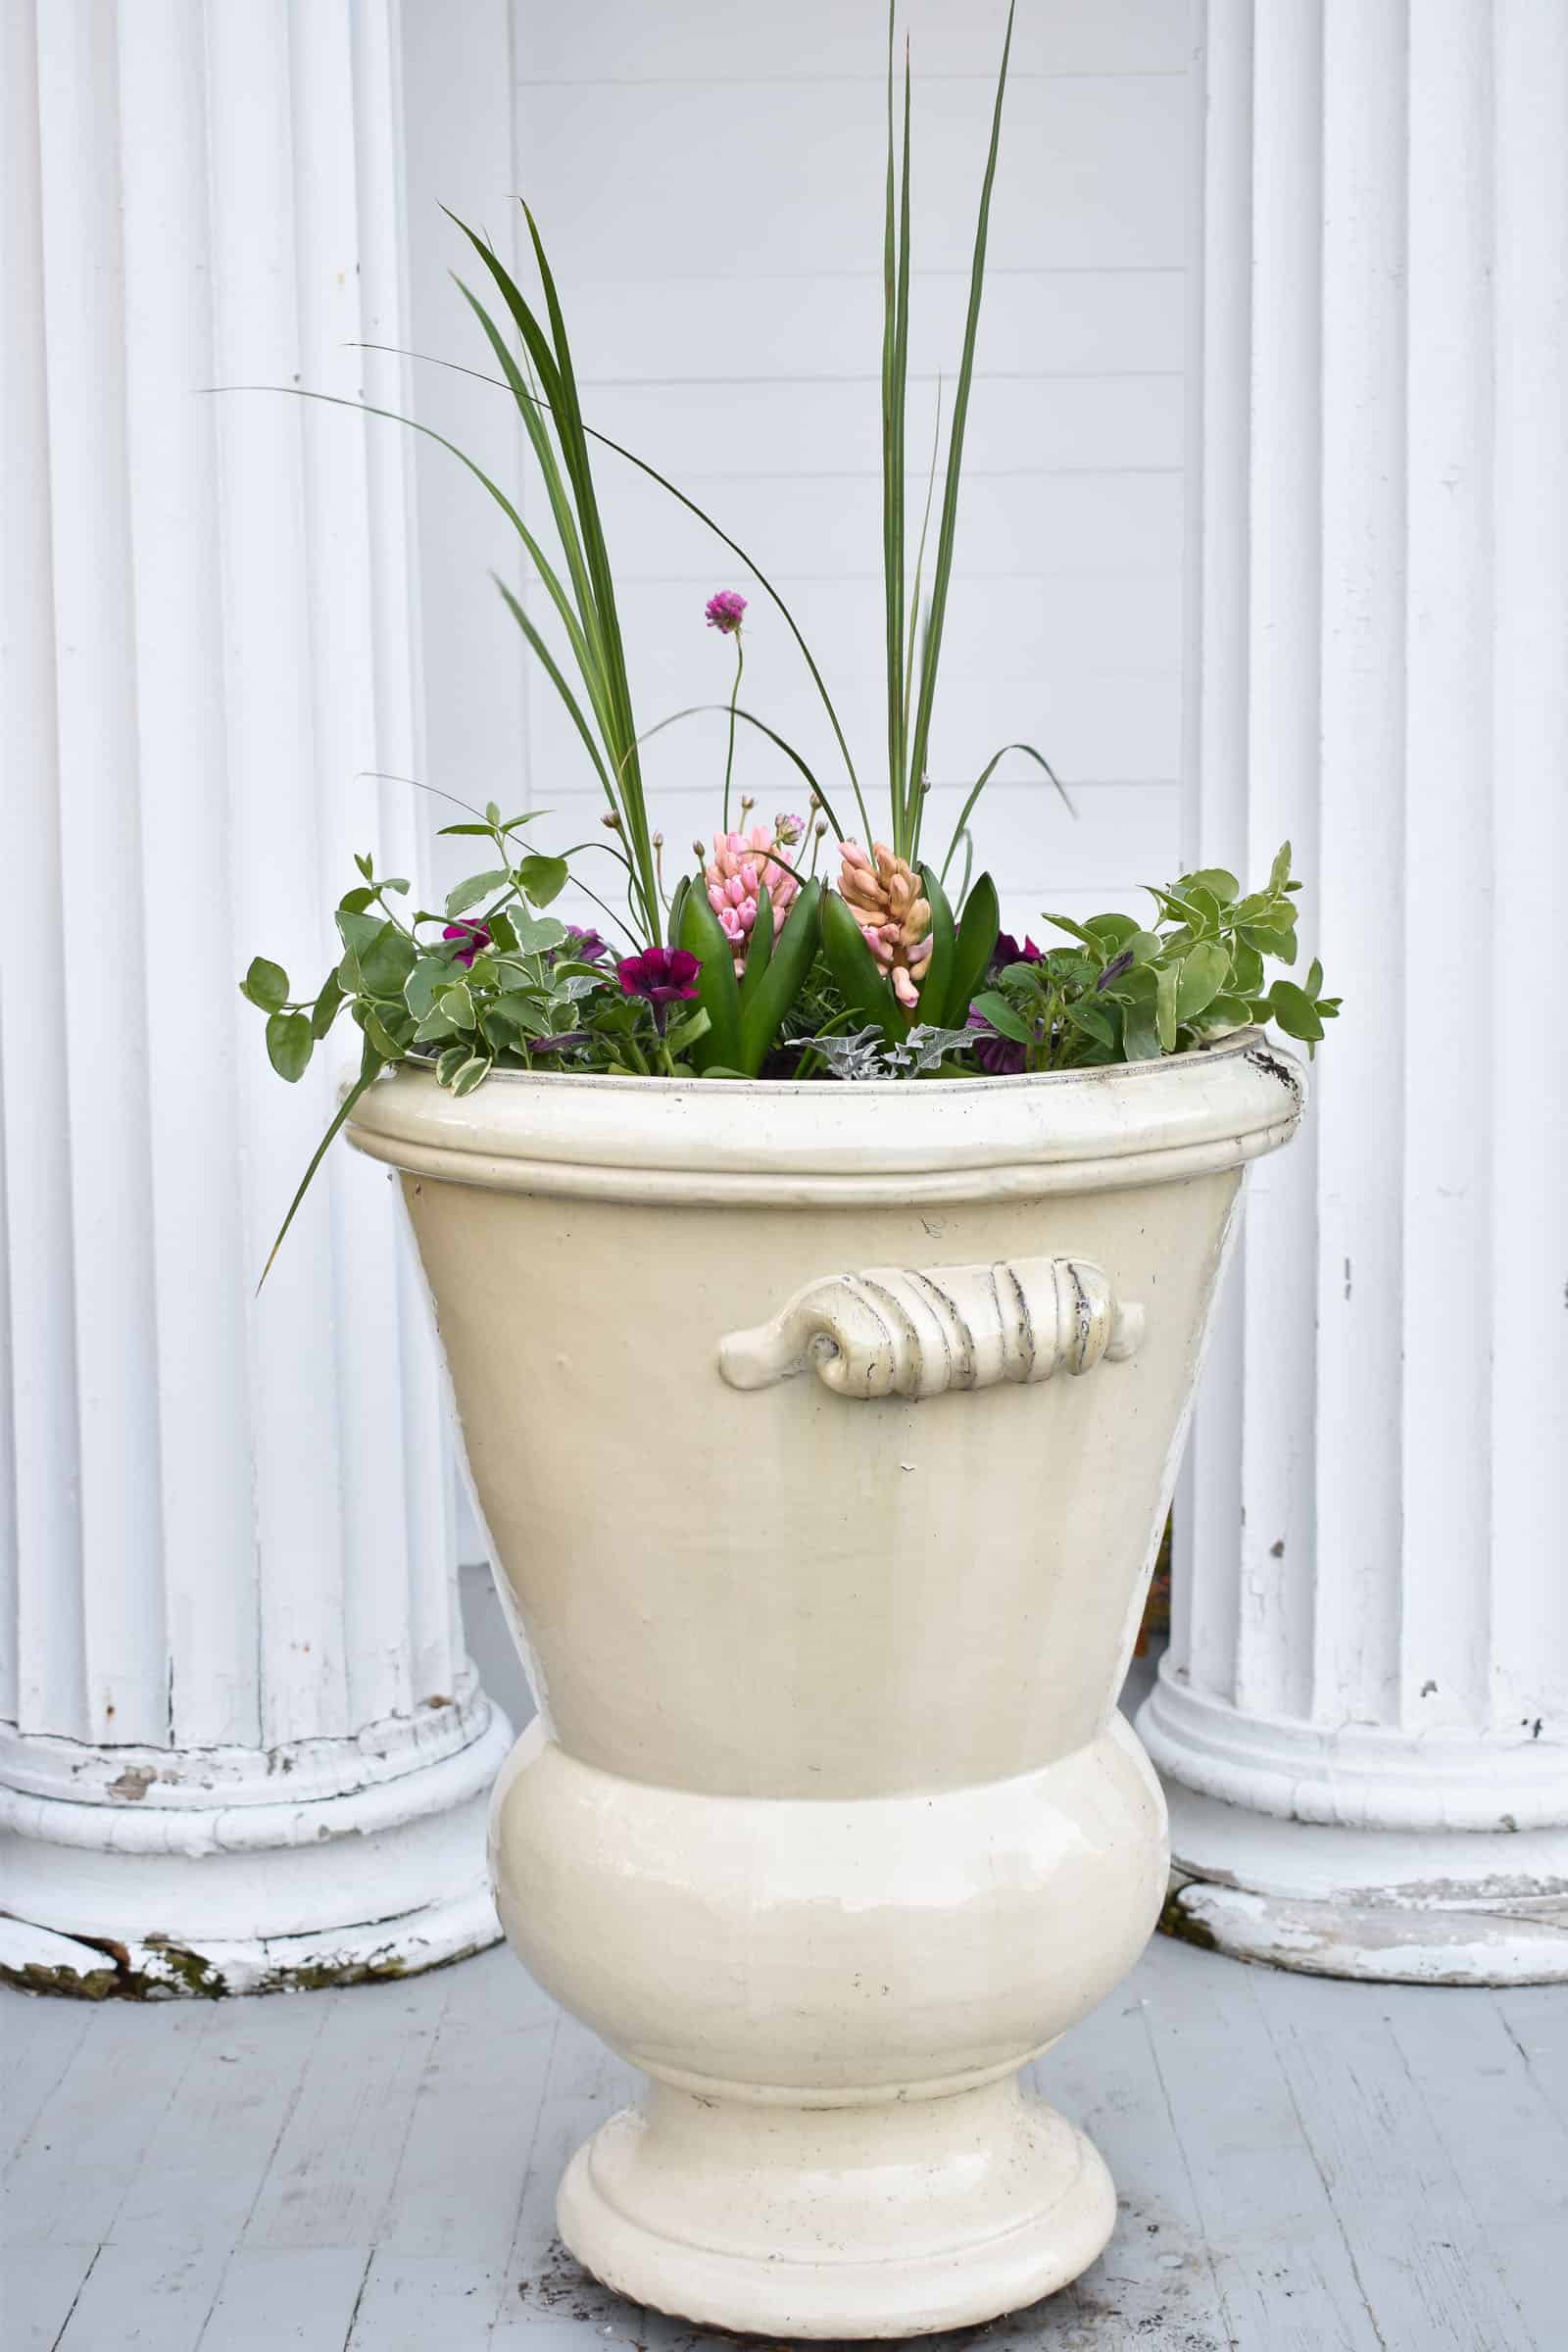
405,0,1193,941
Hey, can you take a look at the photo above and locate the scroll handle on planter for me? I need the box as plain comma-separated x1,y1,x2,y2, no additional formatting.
718,1256,1145,1400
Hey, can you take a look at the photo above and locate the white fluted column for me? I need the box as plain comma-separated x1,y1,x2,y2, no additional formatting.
1141,0,1568,1984
0,0,511,1996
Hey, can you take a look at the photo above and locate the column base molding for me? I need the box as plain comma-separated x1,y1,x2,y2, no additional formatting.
1155,1782,1568,1987
0,1696,514,1997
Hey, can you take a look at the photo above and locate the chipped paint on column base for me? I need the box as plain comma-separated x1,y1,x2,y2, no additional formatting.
0,1882,502,1999
1153,1784,1568,1985
0,1702,514,1997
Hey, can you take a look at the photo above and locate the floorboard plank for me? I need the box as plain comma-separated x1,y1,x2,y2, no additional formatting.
0,1993,96,2177
1034,1954,1230,2351
1384,1987,1568,2352
240,1977,448,2253
106,1986,328,2257
347,2254,505,2351
1495,1986,1568,2134
489,2014,646,2341
1134,1941,1385,2352
53,2241,229,2352
376,1980,554,2262
1250,1965,1536,2352
3,2239,100,2352
1,2000,216,2250
193,2246,370,2351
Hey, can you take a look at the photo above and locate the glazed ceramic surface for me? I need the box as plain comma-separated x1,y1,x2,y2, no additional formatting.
348,1032,1302,2333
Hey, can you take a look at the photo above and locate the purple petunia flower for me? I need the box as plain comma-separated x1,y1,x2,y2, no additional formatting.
705,590,748,635
617,947,702,1007
442,919,492,968
966,1004,1028,1076
992,933,1044,971
563,925,610,965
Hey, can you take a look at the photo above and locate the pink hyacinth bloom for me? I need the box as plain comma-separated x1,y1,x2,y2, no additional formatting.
704,822,801,971
705,589,748,634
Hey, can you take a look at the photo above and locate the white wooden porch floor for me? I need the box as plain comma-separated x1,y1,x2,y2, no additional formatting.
5,1580,1566,2352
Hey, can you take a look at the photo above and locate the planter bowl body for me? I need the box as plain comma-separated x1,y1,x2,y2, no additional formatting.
348,1033,1302,2334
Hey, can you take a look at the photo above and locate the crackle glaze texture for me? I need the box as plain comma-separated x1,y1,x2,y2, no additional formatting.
347,1034,1302,2333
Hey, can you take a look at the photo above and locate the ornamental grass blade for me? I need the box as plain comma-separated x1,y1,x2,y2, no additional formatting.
938,742,1072,885
906,0,1016,866
882,9,912,849
352,333,873,849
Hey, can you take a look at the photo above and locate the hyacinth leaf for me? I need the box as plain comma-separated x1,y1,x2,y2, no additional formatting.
738,880,821,1077
947,870,1001,1025
665,873,691,949
677,885,744,1072
820,888,907,1044
915,864,956,1029
741,883,774,1008
905,0,1016,865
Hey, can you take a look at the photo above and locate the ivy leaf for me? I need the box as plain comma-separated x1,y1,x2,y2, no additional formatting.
662,1004,712,1058
513,909,566,953
310,972,344,1038
413,1004,458,1043
1267,980,1324,1043
362,1006,403,1061
356,922,416,997
1175,941,1232,1020
445,869,510,918
449,1053,492,1098
265,1010,313,1082
516,854,568,908
438,983,476,1029
244,956,289,1012
970,990,1033,1044
1268,841,1294,895
1178,866,1240,905
1155,958,1180,1052
435,1045,469,1087
1065,998,1117,1049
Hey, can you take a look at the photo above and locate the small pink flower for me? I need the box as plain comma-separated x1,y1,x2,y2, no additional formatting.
442,920,491,968
705,590,748,635
704,823,801,971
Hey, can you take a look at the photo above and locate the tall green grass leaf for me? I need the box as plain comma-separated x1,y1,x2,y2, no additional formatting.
906,0,1016,866
938,741,1071,885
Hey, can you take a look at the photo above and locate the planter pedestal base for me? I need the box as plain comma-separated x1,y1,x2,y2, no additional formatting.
558,2076,1115,2338
1156,1784,1568,1986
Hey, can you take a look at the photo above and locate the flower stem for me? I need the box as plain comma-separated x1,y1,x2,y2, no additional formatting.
721,634,745,832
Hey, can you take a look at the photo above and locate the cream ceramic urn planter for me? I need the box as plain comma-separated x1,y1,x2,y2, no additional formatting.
347,1030,1303,2335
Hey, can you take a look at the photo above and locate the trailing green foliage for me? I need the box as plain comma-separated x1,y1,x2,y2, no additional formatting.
967,844,1341,1074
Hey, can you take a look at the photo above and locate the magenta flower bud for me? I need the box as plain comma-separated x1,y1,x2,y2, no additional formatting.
705,589,748,635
